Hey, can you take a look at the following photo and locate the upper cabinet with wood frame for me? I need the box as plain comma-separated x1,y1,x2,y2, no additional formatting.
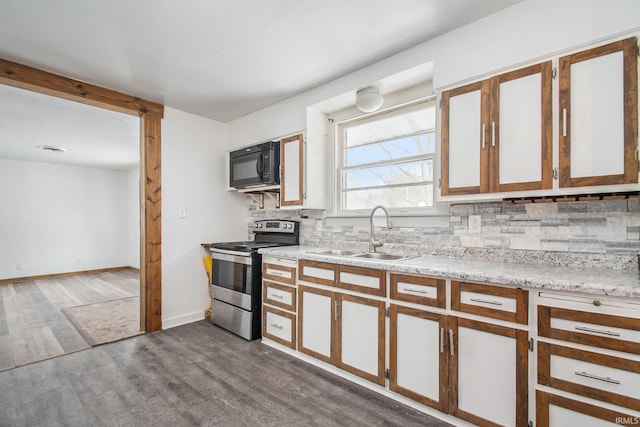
559,37,638,188
441,61,553,196
280,134,304,206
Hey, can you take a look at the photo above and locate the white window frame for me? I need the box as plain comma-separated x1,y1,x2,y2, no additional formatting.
334,98,441,217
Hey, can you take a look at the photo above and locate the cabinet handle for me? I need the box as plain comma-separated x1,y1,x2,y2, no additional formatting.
470,297,503,306
575,371,620,385
270,323,284,330
562,108,567,137
491,121,496,147
482,124,486,148
440,327,445,354
449,329,455,356
334,301,339,321
271,294,284,299
268,270,286,277
405,287,429,294
575,326,621,337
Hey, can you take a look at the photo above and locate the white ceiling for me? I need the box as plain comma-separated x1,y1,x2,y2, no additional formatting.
0,0,523,169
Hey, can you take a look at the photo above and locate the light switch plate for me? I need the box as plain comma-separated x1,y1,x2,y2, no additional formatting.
468,215,481,234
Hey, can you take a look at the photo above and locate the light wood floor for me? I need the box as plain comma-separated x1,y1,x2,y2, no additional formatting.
0,269,139,371
0,321,452,426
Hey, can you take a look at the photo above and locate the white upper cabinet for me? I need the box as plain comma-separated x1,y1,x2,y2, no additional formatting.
559,37,638,188
441,62,552,196
280,134,304,206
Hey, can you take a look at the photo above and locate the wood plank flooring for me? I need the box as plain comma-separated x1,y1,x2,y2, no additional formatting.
0,321,452,426
0,270,139,371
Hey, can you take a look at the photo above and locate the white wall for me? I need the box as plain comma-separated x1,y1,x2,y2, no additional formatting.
127,167,140,269
161,107,247,329
0,158,130,280
227,0,640,147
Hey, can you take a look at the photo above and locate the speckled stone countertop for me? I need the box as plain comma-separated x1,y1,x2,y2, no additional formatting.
259,246,640,299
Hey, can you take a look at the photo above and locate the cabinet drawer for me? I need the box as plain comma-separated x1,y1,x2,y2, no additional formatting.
538,342,640,411
538,306,640,355
263,280,296,312
536,390,638,427
451,281,528,324
298,260,336,286
338,265,386,297
262,306,296,349
262,262,296,285
390,273,445,308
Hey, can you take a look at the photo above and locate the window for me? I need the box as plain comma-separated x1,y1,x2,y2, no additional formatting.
336,100,437,214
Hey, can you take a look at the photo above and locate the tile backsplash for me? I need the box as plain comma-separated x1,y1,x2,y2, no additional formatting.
248,198,640,271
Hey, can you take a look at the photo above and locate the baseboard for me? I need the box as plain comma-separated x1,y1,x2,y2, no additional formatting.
162,310,205,330
0,266,135,285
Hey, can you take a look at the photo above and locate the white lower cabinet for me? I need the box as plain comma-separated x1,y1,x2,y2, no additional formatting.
298,284,386,385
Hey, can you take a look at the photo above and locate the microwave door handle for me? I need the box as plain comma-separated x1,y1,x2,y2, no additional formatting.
256,154,264,180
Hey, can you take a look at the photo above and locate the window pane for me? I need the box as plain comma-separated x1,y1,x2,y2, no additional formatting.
343,184,433,210
345,106,436,148
345,133,435,167
344,159,433,189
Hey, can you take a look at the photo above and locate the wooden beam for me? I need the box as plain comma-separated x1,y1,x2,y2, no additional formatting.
141,114,162,332
0,58,163,118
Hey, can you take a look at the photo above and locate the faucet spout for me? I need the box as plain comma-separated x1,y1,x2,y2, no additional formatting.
369,205,393,253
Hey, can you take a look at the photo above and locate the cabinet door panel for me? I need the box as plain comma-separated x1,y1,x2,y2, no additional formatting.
281,134,304,206
263,306,296,349
451,318,528,427
390,305,448,412
536,390,637,427
298,286,333,363
494,61,552,192
336,294,385,385
559,38,638,187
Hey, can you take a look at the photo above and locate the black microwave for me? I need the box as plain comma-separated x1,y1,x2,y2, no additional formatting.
229,141,280,189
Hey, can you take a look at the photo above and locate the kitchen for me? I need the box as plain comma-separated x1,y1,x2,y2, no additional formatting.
1,0,639,426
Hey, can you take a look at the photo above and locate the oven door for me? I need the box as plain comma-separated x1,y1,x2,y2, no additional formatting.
210,250,259,311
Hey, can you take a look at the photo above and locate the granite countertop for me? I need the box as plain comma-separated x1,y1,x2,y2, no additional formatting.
259,246,640,299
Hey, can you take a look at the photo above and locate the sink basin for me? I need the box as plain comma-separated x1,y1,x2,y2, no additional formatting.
311,249,363,256
353,253,416,261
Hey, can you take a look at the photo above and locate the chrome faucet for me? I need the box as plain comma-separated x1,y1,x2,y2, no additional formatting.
369,205,393,253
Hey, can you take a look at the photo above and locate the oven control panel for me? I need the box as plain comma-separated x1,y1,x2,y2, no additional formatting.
253,220,297,233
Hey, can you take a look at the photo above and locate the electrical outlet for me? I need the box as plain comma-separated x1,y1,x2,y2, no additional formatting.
315,219,323,232
469,215,482,234
16,262,23,270
179,206,187,219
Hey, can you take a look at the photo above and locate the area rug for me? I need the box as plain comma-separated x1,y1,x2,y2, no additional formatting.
62,297,143,346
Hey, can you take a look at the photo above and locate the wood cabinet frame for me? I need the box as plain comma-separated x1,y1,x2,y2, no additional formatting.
390,273,445,308
538,305,640,355
559,37,639,188
441,61,552,196
449,317,529,427
280,133,304,206
338,265,386,297
536,390,637,427
263,280,296,312
263,306,297,349
389,304,449,412
538,342,640,411
262,262,296,285
451,281,528,324
297,285,334,364
298,260,337,287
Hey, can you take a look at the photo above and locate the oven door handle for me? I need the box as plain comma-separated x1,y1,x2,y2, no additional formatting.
210,251,252,265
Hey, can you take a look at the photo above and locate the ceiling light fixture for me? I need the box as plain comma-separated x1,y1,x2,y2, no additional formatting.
37,145,67,153
355,87,384,113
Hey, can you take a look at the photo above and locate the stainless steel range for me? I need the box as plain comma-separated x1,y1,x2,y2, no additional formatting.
209,220,299,340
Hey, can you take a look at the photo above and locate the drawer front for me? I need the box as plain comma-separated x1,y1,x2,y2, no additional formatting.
263,256,297,269
263,280,296,312
262,262,296,285
451,281,528,324
538,342,640,411
390,273,445,308
262,306,296,349
338,265,386,297
298,260,336,286
538,306,640,355
536,390,638,427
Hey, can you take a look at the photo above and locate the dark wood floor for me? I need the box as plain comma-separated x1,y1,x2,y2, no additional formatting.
0,269,139,371
0,321,452,426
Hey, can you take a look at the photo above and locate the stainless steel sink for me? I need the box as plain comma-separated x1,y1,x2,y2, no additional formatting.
310,249,363,256
353,253,416,261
